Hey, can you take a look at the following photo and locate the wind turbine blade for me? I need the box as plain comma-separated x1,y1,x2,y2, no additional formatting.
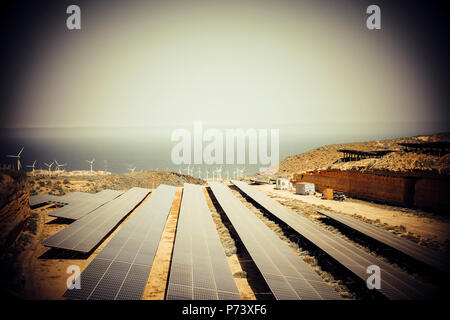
18,147,24,156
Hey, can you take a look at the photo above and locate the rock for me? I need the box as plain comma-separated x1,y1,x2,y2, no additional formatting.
0,171,30,253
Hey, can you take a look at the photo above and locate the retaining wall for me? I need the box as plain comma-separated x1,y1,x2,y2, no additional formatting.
294,170,449,212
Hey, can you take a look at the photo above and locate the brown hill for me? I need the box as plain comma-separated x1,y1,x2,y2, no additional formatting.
278,133,450,176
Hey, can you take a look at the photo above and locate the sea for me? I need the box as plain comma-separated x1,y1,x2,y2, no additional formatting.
0,122,445,177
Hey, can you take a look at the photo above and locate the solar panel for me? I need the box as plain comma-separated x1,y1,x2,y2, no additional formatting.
166,183,241,300
317,209,450,274
231,180,440,300
42,187,151,253
208,182,341,300
30,191,102,208
30,194,66,207
63,184,178,300
58,192,96,203
48,190,124,220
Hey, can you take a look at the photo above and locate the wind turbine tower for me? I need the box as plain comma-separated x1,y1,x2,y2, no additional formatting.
86,158,95,173
183,165,191,176
55,160,67,176
238,167,246,178
44,162,54,175
27,160,36,176
215,166,222,180
7,147,24,171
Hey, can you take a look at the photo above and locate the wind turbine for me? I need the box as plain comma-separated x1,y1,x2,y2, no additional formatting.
7,147,24,171
27,160,36,176
178,166,182,174
226,168,230,180
215,166,222,180
44,161,54,175
86,158,95,173
238,166,246,178
128,166,136,173
183,164,191,176
197,167,202,178
54,160,66,175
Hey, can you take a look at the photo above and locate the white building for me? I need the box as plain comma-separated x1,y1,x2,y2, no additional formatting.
275,178,292,190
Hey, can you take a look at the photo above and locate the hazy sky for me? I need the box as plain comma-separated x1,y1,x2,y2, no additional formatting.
1,0,449,131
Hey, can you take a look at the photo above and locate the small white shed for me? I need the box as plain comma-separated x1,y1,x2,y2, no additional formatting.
275,178,292,190
296,182,315,195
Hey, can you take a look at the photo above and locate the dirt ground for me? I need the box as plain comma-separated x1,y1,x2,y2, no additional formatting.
253,184,450,250
142,189,182,299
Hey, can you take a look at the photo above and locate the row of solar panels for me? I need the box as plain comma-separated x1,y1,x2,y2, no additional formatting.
208,182,342,300
42,181,443,300
56,183,342,300
166,184,241,300
30,193,83,207
230,180,443,300
60,183,240,300
30,190,120,209
41,187,150,252
317,209,449,274
49,190,124,220
64,185,177,300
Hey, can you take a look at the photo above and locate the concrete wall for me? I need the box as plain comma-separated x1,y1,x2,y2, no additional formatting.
414,178,450,212
294,170,449,212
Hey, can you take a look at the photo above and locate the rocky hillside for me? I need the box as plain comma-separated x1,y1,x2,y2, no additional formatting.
0,170,30,253
279,133,450,176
